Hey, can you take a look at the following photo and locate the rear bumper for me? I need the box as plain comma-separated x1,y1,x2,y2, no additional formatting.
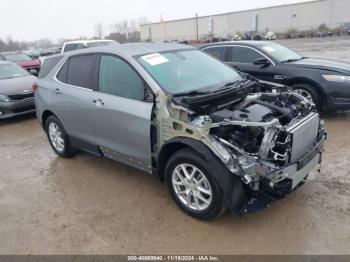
0,98,35,119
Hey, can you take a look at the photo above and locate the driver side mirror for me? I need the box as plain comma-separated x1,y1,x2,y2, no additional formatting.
254,58,271,66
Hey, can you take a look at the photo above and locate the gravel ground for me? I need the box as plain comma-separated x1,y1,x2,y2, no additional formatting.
0,37,350,255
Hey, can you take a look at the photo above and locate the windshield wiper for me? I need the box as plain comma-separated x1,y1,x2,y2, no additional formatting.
173,80,247,97
214,79,248,92
173,90,211,97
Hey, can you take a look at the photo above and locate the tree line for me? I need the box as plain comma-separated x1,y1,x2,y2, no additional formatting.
96,17,149,43
0,17,150,52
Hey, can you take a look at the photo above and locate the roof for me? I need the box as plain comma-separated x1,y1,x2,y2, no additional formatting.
62,42,194,58
200,40,271,49
0,61,13,65
63,39,116,45
0,51,27,55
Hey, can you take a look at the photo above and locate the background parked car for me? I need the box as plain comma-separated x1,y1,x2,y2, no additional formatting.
232,34,242,41
201,41,350,111
61,39,118,53
265,31,277,40
0,52,41,76
253,33,263,40
344,22,350,35
241,33,251,40
0,61,36,119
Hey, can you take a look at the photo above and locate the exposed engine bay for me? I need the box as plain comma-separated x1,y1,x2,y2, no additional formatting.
167,79,326,209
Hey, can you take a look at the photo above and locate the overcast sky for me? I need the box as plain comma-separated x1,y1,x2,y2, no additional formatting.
0,0,312,41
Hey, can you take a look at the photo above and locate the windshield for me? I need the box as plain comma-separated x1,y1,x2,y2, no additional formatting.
87,41,114,48
4,54,33,62
260,43,303,62
0,64,29,79
137,49,242,94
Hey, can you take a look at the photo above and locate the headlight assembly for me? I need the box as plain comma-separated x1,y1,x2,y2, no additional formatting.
0,94,10,102
322,75,350,84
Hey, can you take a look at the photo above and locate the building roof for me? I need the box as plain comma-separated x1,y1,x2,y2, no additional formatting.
142,0,320,26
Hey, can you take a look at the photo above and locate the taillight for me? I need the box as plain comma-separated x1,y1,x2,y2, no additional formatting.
32,82,38,93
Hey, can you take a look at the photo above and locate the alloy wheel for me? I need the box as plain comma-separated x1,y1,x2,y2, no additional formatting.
171,164,213,211
48,122,65,152
294,89,314,104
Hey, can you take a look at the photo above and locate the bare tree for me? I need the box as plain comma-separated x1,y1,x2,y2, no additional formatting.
105,17,149,43
138,17,150,28
94,23,104,39
35,38,53,48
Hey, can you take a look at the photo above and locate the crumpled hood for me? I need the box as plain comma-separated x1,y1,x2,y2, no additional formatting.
0,75,37,95
289,58,350,75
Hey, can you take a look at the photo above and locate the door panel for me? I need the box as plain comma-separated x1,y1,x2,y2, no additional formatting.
226,46,276,82
93,93,153,171
94,54,153,172
51,54,98,143
49,84,96,143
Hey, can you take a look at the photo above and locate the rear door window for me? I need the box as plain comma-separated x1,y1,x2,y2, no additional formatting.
57,54,97,90
98,55,145,101
230,46,264,63
203,46,228,61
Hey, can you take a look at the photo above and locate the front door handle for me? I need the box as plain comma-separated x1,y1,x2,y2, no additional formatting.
54,88,61,94
93,98,105,106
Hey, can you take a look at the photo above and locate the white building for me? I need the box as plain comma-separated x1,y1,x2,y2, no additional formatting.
140,0,350,41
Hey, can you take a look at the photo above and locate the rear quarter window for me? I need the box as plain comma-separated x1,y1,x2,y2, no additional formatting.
203,46,228,61
38,56,63,78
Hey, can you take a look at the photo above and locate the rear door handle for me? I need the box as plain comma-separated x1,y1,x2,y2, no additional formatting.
93,98,104,106
54,88,61,94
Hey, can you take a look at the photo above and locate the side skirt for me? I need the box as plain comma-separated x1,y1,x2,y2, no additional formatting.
69,136,102,157
69,135,154,175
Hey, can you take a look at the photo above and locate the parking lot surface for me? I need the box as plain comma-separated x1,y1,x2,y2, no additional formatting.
1,37,350,255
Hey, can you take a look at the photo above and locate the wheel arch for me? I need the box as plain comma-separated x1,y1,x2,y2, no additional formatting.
41,110,58,130
156,137,218,182
158,137,246,215
286,77,326,109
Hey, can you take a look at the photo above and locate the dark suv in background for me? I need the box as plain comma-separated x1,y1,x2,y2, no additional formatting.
201,41,350,111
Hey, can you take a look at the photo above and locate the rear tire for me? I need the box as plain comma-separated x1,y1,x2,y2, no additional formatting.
45,115,74,158
292,83,322,110
165,148,242,220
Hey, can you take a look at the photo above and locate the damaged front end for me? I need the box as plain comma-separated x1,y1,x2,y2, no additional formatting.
158,79,326,214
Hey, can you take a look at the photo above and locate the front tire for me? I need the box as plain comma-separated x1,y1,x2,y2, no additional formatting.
165,148,236,220
45,115,74,158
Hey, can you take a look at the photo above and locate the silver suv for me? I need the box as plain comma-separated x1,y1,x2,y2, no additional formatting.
35,43,326,219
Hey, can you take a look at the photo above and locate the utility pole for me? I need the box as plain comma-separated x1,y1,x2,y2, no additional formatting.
196,13,199,41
